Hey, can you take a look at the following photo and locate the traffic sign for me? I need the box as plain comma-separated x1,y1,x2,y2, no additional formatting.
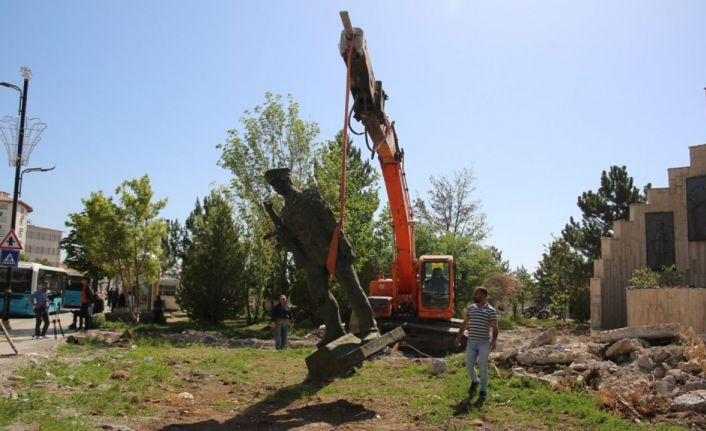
0,250,19,267
0,230,22,250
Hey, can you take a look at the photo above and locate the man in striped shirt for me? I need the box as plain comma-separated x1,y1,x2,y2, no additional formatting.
456,286,499,408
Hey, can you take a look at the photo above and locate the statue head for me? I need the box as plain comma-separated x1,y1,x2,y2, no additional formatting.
265,168,294,196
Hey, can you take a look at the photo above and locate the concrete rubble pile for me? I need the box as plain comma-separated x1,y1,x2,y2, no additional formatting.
494,323,706,427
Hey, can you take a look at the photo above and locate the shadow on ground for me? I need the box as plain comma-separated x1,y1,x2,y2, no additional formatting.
159,379,378,431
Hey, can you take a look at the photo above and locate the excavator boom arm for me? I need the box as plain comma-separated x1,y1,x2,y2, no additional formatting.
340,22,416,294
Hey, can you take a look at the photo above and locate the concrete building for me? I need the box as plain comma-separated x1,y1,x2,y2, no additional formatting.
0,191,32,247
591,144,706,330
25,224,62,267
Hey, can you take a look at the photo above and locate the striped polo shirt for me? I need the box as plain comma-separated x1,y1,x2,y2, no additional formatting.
466,303,498,341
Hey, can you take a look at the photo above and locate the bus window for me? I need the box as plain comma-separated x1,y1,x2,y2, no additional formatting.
0,268,33,293
38,269,67,295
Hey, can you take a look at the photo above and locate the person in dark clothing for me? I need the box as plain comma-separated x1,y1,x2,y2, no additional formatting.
271,294,293,350
79,276,93,330
93,293,105,314
29,281,51,338
153,295,166,324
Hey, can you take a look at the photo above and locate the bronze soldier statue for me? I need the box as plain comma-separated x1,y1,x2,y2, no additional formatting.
264,167,380,347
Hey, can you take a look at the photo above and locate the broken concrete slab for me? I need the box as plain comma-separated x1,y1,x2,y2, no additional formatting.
670,389,706,413
528,328,558,349
637,353,655,371
305,326,405,382
605,338,643,359
591,323,681,343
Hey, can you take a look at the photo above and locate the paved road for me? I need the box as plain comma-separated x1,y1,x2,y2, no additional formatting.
0,309,79,355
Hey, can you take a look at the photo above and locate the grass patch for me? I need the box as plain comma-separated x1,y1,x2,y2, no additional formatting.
0,324,686,430
518,318,583,329
101,316,312,339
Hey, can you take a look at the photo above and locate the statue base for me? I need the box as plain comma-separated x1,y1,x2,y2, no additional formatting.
305,326,405,382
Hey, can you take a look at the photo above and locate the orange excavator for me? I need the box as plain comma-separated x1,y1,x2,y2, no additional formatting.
338,13,463,351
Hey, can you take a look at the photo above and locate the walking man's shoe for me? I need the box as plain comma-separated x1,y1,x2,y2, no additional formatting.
468,381,479,399
473,391,487,408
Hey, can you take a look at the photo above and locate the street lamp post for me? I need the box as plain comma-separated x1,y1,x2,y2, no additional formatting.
0,66,31,326
19,166,56,197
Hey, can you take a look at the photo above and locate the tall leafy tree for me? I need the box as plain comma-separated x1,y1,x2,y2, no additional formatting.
178,190,248,324
60,228,106,279
513,265,537,306
160,219,186,276
414,168,489,242
218,92,319,321
412,168,504,315
114,175,167,309
534,239,589,321
63,175,166,314
534,165,647,321
64,191,123,280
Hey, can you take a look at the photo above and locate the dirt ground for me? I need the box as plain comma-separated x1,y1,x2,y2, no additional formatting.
7,323,704,430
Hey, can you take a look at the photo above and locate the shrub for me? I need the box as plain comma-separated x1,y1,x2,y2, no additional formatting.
658,265,682,287
498,318,515,330
629,265,684,288
628,267,659,288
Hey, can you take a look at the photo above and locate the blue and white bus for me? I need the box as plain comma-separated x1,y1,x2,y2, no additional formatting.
0,262,67,316
63,270,85,309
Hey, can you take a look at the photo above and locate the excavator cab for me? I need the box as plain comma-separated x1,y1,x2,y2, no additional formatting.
418,257,455,319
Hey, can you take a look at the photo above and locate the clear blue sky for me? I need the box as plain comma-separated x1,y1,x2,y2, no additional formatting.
1,1,705,272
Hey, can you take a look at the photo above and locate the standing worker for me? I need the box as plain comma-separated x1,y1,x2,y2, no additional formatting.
456,286,499,408
29,280,51,338
271,294,293,350
79,276,93,330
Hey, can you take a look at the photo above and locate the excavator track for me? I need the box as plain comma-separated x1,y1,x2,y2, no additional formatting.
377,316,466,355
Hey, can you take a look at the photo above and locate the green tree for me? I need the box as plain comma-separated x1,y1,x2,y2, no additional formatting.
534,239,590,321
538,165,647,322
178,190,248,324
63,175,166,314
513,265,537,306
218,92,319,321
60,229,104,277
161,219,186,276
411,167,504,315
19,252,53,267
114,175,167,309
562,165,646,261
414,168,489,242
64,191,122,280
483,273,522,311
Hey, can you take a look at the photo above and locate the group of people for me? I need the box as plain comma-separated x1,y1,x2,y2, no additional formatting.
30,276,103,337
68,276,104,331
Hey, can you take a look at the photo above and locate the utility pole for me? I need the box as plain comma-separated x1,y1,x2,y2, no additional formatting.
1,67,31,327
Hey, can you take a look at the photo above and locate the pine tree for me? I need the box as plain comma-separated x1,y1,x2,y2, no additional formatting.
178,190,248,324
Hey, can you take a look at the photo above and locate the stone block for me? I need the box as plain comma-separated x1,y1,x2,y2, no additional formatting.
637,353,655,371
305,327,405,382
670,389,706,413
592,323,681,344
655,380,677,397
605,338,642,359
